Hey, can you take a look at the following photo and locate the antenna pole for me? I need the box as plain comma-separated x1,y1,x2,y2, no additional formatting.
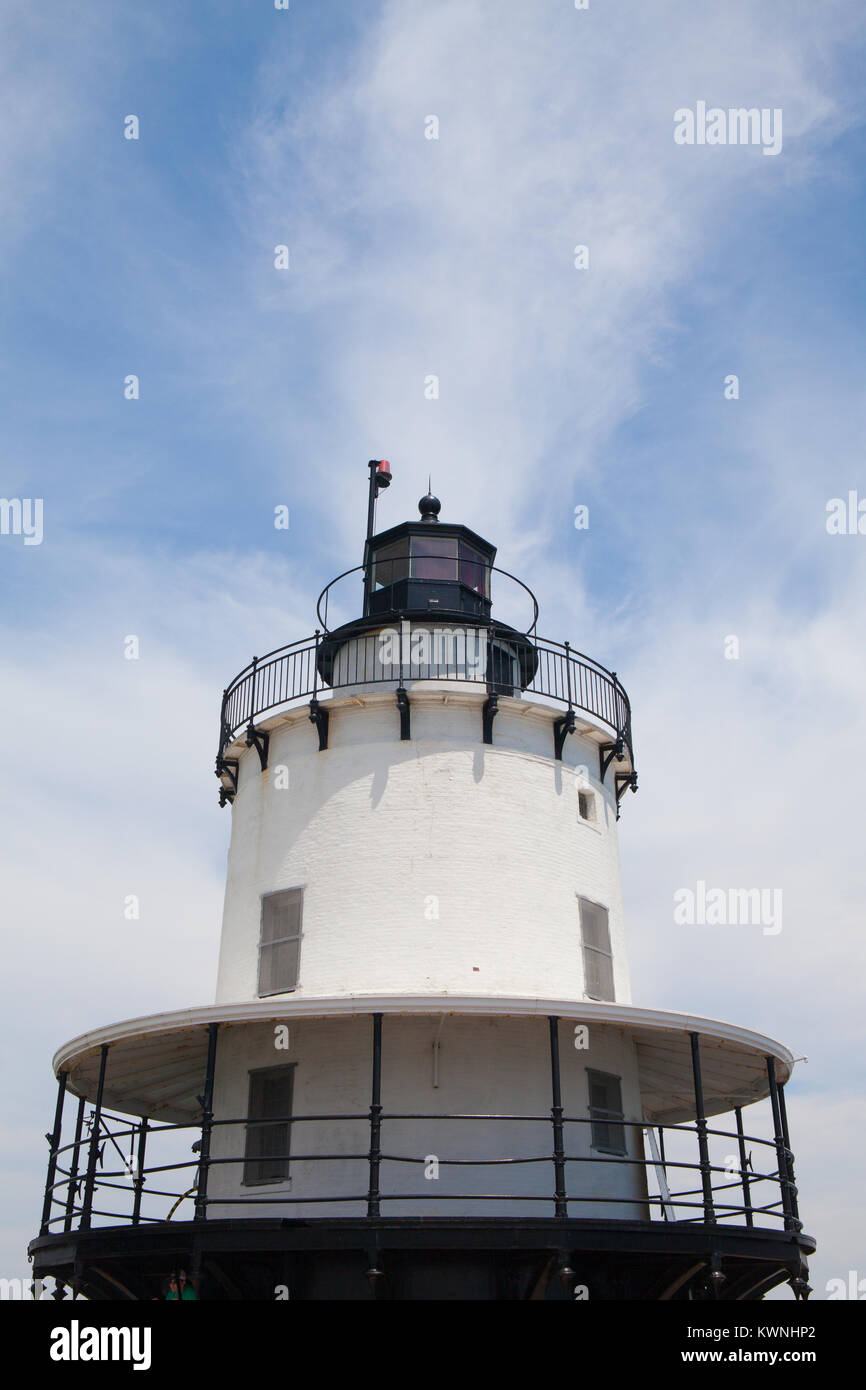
364,459,391,614
366,460,379,544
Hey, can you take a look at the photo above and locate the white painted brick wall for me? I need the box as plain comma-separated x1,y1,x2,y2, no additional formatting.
206,1013,648,1220
215,691,631,1006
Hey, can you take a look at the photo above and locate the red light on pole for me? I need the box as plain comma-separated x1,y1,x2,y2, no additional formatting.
366,459,392,548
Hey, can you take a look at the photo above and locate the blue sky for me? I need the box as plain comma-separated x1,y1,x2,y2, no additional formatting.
2,0,865,1299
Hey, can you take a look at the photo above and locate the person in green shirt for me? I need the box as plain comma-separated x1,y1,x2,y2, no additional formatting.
165,1269,198,1300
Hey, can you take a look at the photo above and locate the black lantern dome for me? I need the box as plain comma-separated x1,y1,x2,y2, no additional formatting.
363,492,496,623
316,475,539,692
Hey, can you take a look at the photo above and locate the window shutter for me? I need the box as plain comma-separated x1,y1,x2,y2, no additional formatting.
258,889,302,996
244,1066,295,1184
579,898,615,1002
587,1070,626,1155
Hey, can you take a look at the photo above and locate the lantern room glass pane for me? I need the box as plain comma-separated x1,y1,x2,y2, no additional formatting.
458,540,489,596
410,534,458,581
372,540,409,589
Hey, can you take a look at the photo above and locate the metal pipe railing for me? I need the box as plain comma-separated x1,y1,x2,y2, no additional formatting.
217,619,634,775
40,1095,793,1235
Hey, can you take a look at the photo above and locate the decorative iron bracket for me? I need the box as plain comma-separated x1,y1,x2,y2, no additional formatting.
788,1258,812,1301
245,722,270,771
556,1253,576,1291
309,698,330,751
599,737,625,785
482,694,499,744
708,1251,727,1293
216,757,239,807
553,708,576,761
614,771,638,820
366,1248,386,1296
396,686,410,741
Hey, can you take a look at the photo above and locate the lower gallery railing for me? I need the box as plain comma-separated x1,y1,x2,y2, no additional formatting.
38,1019,802,1238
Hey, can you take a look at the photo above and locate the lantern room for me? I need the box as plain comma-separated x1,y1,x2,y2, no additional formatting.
363,491,496,623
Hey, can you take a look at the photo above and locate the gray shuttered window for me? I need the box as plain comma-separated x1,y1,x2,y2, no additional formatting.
257,889,302,997
579,897,614,1002
243,1065,295,1185
587,1069,627,1155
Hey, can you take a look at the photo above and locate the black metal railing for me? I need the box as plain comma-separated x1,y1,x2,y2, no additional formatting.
39,1111,795,1231
315,561,541,633
217,619,634,778
39,1023,800,1239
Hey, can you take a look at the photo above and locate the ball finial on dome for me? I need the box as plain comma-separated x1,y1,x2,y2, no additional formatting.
418,489,441,523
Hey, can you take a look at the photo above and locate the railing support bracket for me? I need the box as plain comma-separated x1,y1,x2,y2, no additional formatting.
482,694,498,744
614,771,638,820
309,699,330,751
216,757,239,806
396,686,411,741
599,737,625,785
245,723,270,772
553,708,576,761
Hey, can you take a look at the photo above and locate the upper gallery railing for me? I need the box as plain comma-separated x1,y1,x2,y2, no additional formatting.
217,619,634,778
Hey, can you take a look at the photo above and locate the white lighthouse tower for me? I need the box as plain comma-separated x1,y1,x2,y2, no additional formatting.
30,463,814,1300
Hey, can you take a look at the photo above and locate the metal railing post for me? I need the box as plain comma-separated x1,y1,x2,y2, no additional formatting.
131,1118,149,1226
734,1106,754,1228
548,1017,568,1218
40,1070,68,1234
689,1033,715,1225
777,1083,800,1227
248,657,258,726
219,689,229,764
194,1023,220,1222
64,1095,86,1233
79,1045,109,1231
367,1013,383,1218
766,1056,796,1231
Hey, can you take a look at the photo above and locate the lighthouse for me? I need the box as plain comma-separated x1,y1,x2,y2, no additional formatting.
29,463,814,1301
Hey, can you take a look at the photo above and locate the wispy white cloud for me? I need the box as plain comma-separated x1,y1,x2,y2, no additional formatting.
2,0,865,1296
223,0,861,558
